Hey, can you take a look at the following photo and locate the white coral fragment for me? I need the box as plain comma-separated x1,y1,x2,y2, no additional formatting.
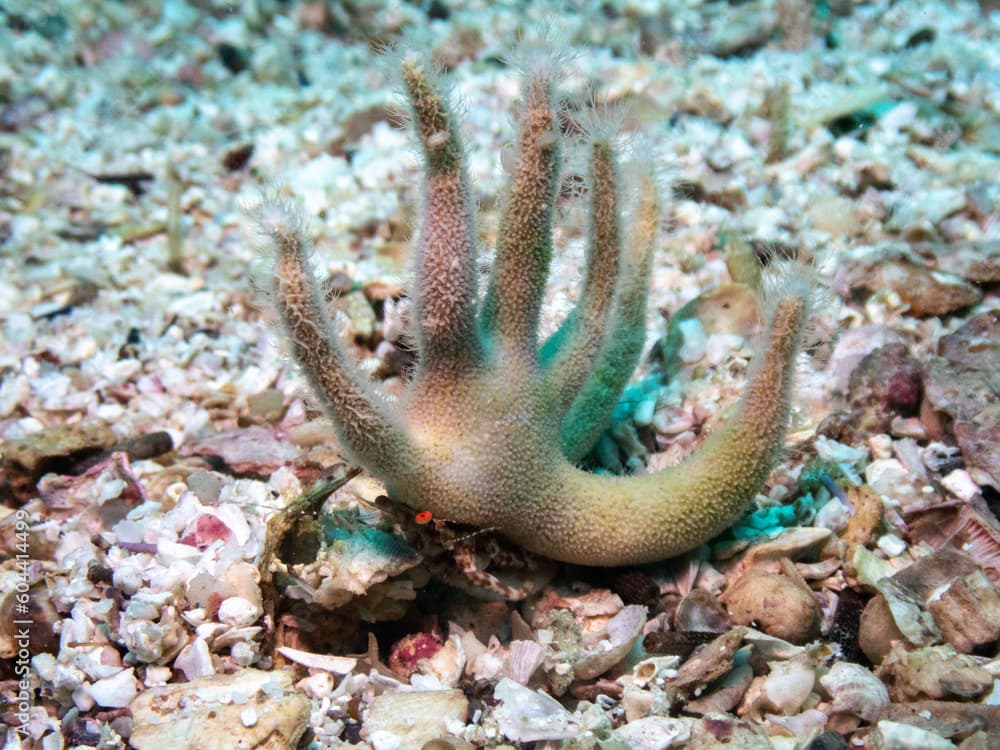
870,720,957,750
85,667,140,709
493,678,580,742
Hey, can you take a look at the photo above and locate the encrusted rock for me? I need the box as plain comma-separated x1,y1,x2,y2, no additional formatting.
841,485,886,547
844,343,924,441
1,421,117,500
364,689,469,749
686,713,772,749
924,311,1000,489
926,568,1000,654
876,643,994,702
847,253,981,317
667,628,744,696
129,669,310,750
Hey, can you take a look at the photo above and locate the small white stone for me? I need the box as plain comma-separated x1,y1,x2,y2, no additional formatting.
72,687,95,712
941,469,979,502
815,498,851,533
240,707,258,727
868,434,894,460
113,563,144,596
231,640,258,667
704,333,744,366
296,672,334,699
86,667,139,708
174,637,215,679
877,534,907,557
217,596,262,628
677,318,707,363
32,653,57,681
865,458,917,504
144,666,172,686
370,730,403,750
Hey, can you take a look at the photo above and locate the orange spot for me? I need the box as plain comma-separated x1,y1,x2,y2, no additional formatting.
414,510,433,525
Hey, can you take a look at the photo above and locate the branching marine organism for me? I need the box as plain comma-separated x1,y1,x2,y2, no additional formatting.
262,52,816,567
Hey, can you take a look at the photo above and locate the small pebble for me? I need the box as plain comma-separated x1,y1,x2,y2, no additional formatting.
876,534,907,557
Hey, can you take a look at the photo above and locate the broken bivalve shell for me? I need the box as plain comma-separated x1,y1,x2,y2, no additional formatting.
493,677,581,742
743,659,816,717
574,604,647,680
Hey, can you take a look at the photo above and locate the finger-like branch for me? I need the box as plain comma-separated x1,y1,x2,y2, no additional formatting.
541,139,622,415
268,208,415,475
560,174,659,462
479,67,561,364
401,57,482,371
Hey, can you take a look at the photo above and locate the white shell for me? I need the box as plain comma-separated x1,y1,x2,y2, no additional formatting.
173,637,215,680
631,656,681,688
820,661,889,722
493,678,579,742
761,660,816,715
870,720,957,750
217,596,262,627
614,716,693,750
575,604,647,680
277,646,357,674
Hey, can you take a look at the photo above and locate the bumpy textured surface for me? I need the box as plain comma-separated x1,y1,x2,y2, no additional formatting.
267,53,813,566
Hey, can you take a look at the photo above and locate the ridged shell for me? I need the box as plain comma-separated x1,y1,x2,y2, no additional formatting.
503,639,546,684
819,662,889,722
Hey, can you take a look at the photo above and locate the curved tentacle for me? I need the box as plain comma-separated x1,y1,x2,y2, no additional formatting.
513,292,809,565
266,206,416,476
